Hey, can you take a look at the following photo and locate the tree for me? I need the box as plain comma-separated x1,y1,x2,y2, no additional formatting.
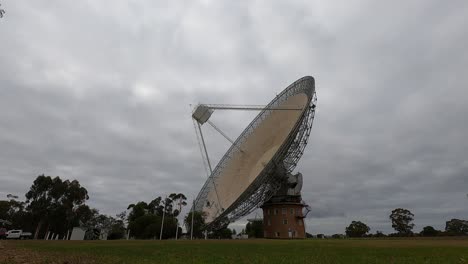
116,211,127,225
420,226,439,237
169,193,187,239
245,220,263,238
445,219,468,236
25,175,89,239
128,214,158,239
0,199,30,230
107,219,126,240
184,211,206,239
0,3,5,18
73,204,97,226
147,197,163,216
0,200,9,220
126,194,187,240
0,200,21,223
127,214,177,239
389,208,414,235
127,201,148,222
25,175,54,238
209,226,233,239
374,230,386,237
169,193,187,217
83,212,125,240
345,221,370,237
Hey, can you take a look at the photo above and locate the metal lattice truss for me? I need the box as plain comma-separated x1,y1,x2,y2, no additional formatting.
193,76,316,229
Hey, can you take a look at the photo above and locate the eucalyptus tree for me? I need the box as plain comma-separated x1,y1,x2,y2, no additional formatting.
389,208,415,236
26,175,88,239
345,221,370,237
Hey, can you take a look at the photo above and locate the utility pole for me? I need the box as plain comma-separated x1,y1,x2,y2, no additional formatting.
159,196,167,240
190,200,195,240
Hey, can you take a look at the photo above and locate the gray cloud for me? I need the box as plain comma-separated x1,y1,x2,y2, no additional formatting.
1,0,468,235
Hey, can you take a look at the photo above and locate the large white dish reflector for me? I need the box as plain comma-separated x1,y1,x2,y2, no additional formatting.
194,76,316,227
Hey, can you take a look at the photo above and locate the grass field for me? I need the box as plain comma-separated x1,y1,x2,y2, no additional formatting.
1,238,468,264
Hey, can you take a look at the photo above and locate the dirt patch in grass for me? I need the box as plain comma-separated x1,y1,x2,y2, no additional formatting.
0,240,101,264
1,240,45,264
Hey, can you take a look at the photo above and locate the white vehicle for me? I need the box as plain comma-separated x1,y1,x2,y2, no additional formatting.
21,232,32,239
6,230,32,239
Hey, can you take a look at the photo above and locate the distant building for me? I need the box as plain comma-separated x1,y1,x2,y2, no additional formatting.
70,227,86,240
232,234,249,239
70,227,107,240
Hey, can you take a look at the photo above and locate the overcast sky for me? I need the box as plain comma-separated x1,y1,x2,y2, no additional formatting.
1,0,467,235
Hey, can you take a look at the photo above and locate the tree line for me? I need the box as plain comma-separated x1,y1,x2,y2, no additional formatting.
0,174,229,240
1,175,193,240
0,174,126,239
125,193,187,239
344,208,468,238
0,174,233,240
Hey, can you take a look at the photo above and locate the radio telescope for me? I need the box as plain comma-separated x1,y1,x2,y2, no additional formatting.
191,76,316,238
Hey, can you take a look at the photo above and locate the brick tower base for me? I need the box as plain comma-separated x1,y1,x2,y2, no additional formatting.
261,195,306,239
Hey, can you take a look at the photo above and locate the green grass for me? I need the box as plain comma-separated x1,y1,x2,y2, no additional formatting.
10,238,468,264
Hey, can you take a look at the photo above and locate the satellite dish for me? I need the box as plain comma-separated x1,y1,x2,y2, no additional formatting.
192,76,316,229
